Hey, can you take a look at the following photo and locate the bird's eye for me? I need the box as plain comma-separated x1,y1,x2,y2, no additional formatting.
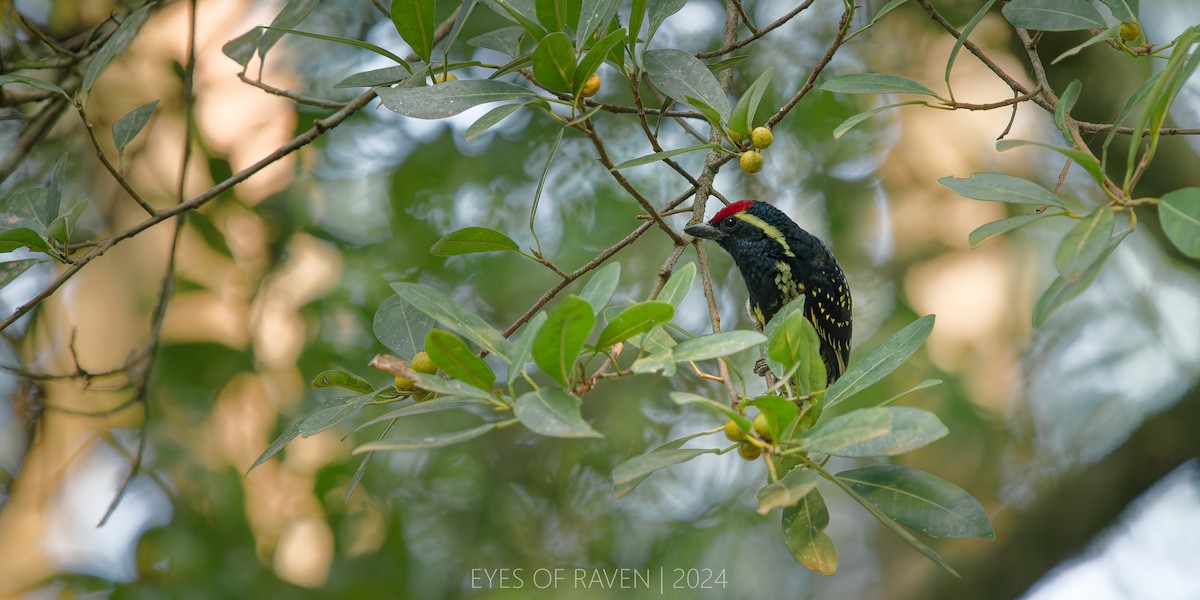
720,216,739,231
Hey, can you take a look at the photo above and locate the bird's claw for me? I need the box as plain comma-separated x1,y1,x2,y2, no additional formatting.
754,358,773,378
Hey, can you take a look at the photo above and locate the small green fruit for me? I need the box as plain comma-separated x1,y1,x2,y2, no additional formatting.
394,375,416,391
751,127,773,149
737,441,762,461
1119,21,1142,43
753,413,772,441
411,351,437,374
580,73,601,97
724,419,744,442
739,150,763,174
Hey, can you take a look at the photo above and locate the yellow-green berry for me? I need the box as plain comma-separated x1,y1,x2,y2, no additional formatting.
737,441,762,461
411,351,437,374
1119,21,1142,43
394,375,416,391
724,419,744,442
751,127,773,149
433,72,458,84
753,413,772,441
740,150,763,174
580,73,601,97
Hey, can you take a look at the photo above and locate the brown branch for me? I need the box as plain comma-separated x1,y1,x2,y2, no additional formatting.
78,103,158,216
0,89,379,332
696,0,818,59
766,8,854,129
237,73,348,109
585,125,685,245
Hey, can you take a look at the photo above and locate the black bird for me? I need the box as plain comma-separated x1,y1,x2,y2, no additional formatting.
685,200,852,384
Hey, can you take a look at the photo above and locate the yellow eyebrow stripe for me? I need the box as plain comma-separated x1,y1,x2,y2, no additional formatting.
734,212,795,257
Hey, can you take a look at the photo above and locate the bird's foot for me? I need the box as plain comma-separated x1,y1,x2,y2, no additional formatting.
754,358,773,378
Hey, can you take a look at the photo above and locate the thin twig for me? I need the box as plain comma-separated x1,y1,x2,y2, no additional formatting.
78,103,157,216
697,0,818,59
585,125,685,245
237,73,348,109
766,8,854,129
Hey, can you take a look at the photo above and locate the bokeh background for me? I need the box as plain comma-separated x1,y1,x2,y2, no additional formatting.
1,0,1199,598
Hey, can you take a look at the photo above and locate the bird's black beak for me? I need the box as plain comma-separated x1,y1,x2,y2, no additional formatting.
685,222,725,241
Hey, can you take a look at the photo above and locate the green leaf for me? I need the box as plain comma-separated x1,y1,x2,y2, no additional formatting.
1054,80,1081,137
656,262,696,306
468,26,526,57
848,0,911,41
944,0,996,94
833,100,929,139
628,0,647,49
808,407,947,456
0,74,68,98
813,461,958,575
705,55,750,75
425,329,496,391
357,396,495,431
82,4,152,99
222,28,262,68
995,139,1105,186
1033,229,1131,327
573,28,626,96
819,73,937,96
645,0,687,46
968,213,1050,247
391,282,511,358
643,48,730,118
0,259,42,290
782,489,838,575
0,227,50,254
247,390,382,474
685,96,726,133
430,226,520,255
613,446,718,499
799,407,892,455
768,308,826,396
1055,205,1115,281
672,330,767,363
483,0,547,39
514,388,602,438
938,172,1066,208
334,66,412,88
575,0,620,52
465,103,525,141
837,464,995,539
1052,26,1120,65
1159,188,1200,259
1001,0,1105,31
669,391,751,432
378,79,538,119
749,396,798,443
825,315,935,408
112,100,159,154
578,262,620,314
596,301,673,349
727,68,774,135
354,420,508,452
407,371,497,401
373,295,435,359
877,379,943,407
443,0,478,64
45,202,87,246
536,0,581,32
532,31,576,92
3,186,55,232
532,295,594,386
758,468,820,515
391,0,436,62
1098,0,1138,22
505,311,546,384
261,26,410,66
610,143,722,170
258,0,320,60
310,369,374,393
